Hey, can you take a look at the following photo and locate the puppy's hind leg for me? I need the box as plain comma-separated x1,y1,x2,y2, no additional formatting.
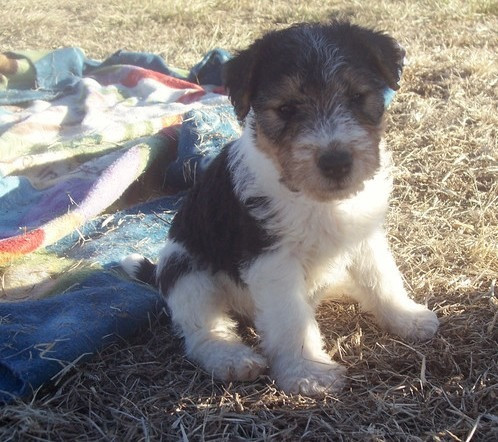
164,268,267,382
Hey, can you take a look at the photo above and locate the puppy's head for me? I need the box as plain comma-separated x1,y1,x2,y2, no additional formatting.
224,22,405,201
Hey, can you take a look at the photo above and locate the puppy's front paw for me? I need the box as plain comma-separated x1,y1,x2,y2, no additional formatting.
197,342,268,382
224,348,268,382
385,301,439,342
274,358,346,397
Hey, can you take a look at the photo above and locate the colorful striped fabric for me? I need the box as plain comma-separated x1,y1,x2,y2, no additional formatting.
0,48,232,278
0,48,239,403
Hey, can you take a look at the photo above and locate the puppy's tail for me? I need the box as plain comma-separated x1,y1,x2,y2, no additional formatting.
121,253,157,287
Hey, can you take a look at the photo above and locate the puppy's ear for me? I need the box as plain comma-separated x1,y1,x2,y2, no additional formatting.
223,43,260,121
331,23,405,91
367,32,406,91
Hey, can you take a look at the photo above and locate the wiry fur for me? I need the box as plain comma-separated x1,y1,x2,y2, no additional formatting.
122,21,438,397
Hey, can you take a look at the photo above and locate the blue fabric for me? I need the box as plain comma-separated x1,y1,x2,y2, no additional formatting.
0,176,43,239
0,48,100,105
383,88,396,107
98,50,188,79
47,194,184,267
188,48,232,86
0,272,164,404
165,104,240,189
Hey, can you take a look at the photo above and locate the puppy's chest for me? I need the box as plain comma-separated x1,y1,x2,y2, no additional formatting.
277,204,363,258
274,205,374,294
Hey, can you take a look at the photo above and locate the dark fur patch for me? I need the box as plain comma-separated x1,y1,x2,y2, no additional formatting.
158,252,193,294
134,257,157,286
168,143,276,284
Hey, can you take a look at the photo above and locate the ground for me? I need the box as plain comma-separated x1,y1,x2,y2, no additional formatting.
1,0,497,440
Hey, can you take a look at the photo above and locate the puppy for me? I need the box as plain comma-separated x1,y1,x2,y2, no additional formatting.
122,22,439,397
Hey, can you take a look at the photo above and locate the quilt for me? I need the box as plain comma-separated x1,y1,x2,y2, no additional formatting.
0,47,240,403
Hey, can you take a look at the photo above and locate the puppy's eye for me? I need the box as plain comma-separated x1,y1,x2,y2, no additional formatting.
277,104,297,119
351,92,366,104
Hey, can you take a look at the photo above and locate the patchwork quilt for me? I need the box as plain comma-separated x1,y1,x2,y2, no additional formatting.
0,48,240,403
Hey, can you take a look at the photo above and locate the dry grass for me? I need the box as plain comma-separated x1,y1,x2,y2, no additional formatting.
1,0,497,440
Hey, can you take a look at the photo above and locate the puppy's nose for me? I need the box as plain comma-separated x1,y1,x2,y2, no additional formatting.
317,149,353,180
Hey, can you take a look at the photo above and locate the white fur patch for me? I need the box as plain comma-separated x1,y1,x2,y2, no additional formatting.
120,253,146,279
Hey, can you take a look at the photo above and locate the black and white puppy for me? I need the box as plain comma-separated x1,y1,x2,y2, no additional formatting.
122,22,439,397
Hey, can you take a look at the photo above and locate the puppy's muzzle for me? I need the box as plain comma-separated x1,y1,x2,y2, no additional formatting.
317,149,353,181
